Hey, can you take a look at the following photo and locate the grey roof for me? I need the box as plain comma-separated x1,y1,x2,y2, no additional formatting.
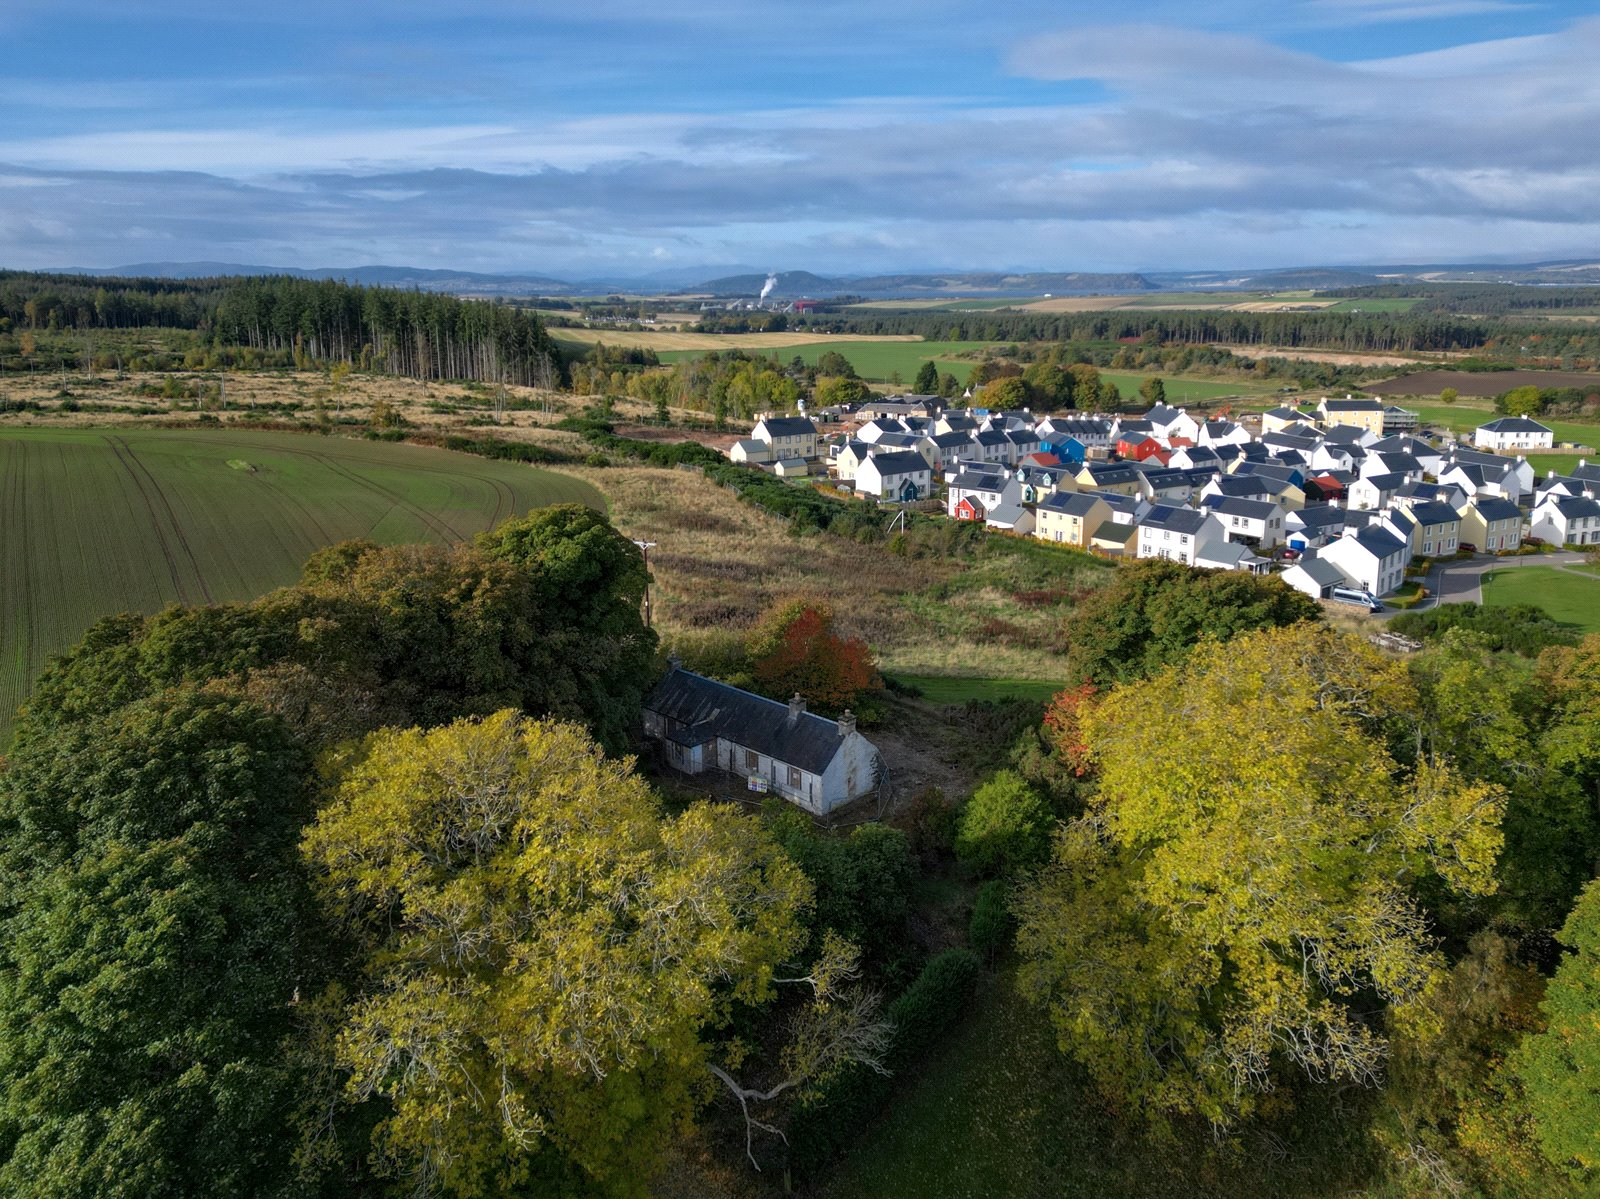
864,450,928,476
1467,496,1523,522
1480,417,1553,434
872,432,923,450
1083,463,1140,486
775,457,808,470
1204,495,1279,520
1541,495,1600,519
1349,526,1408,558
759,416,818,436
1321,424,1371,444
1292,504,1348,531
1291,555,1347,588
1357,472,1409,491
1038,490,1107,517
1207,474,1272,498
974,428,1010,446
1004,429,1041,445
1141,504,1214,535
1116,419,1155,434
1090,519,1138,544
1371,451,1423,475
646,670,850,774
987,502,1031,525
1264,406,1310,420
1201,420,1240,436
1323,398,1383,412
1405,500,1460,528
1574,462,1600,482
929,430,972,449
949,469,1010,490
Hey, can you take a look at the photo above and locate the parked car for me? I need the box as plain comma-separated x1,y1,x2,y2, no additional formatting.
1459,542,1477,553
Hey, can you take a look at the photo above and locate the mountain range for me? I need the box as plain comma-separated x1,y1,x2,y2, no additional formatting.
41,259,1600,298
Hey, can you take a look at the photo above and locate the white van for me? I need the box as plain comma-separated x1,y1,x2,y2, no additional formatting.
1330,586,1384,612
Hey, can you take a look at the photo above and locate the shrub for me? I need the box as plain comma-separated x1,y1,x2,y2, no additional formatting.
969,880,1015,955
956,770,1052,877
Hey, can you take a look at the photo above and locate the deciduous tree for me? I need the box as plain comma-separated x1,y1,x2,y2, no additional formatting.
303,711,811,1197
746,598,879,713
1016,624,1507,1127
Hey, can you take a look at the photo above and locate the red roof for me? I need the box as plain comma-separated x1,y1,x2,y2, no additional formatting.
1021,451,1061,467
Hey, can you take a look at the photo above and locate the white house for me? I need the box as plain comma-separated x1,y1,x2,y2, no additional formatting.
1281,554,1348,600
1145,403,1201,445
1198,419,1251,448
643,667,882,816
1529,492,1600,546
1319,525,1410,596
1201,495,1286,549
1349,472,1408,511
752,415,819,460
1476,416,1554,452
1135,504,1226,566
947,469,1022,519
855,450,933,501
853,417,909,445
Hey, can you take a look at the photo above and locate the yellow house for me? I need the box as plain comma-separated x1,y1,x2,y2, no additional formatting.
1317,397,1386,436
1033,491,1112,549
1456,496,1525,552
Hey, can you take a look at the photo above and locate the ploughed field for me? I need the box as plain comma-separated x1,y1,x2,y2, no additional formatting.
0,427,599,736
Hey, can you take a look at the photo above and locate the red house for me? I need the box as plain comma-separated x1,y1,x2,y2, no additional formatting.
953,496,986,521
1115,434,1170,465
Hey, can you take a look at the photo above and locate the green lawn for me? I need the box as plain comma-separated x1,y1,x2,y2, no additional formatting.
822,967,1380,1199
0,427,599,737
1098,370,1278,403
894,675,1067,705
1481,566,1600,633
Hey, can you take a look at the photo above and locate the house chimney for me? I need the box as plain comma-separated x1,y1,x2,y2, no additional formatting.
837,710,856,738
788,694,806,723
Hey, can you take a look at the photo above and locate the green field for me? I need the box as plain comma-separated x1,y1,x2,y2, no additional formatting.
894,675,1066,704
0,428,599,734
1098,370,1277,403
1481,566,1600,633
1322,297,1422,313
656,339,997,383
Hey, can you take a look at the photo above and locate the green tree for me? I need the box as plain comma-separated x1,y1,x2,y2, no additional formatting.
937,371,962,398
977,376,1029,410
1515,877,1600,1181
813,375,871,409
1139,376,1166,405
1440,386,1459,405
955,770,1051,877
815,350,857,378
303,711,811,1196
913,360,939,393
1496,384,1544,416
0,690,322,1199
1016,624,1507,1127
1060,558,1321,685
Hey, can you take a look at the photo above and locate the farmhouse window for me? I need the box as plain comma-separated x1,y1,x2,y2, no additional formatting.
788,766,802,789
745,749,759,770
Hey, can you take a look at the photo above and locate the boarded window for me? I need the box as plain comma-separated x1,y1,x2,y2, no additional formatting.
745,749,760,770
788,766,802,789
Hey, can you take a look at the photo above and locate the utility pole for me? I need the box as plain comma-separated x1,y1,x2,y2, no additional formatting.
632,539,657,627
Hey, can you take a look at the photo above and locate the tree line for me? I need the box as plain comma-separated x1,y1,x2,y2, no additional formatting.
0,271,564,387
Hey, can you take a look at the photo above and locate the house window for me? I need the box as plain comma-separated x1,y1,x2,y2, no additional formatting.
788,766,802,789
745,749,760,771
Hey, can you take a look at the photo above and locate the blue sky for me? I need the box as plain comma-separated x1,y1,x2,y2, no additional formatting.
2,1,1598,276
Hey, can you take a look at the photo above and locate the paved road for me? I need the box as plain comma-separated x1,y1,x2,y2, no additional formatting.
1400,550,1588,613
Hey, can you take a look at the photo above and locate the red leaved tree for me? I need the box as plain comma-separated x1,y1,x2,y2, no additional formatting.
746,598,879,713
1041,682,1099,777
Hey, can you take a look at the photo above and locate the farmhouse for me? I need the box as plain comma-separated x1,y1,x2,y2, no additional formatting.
1475,416,1554,452
642,667,882,816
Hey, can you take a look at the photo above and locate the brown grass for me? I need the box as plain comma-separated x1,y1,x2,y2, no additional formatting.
557,465,1089,681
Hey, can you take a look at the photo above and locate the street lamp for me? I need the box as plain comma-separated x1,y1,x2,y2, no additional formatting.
632,539,657,628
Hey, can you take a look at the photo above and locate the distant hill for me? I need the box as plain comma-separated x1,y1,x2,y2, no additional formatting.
54,262,581,295
686,269,1157,298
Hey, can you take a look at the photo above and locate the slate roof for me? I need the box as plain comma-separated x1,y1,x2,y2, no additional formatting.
1204,495,1279,521
1291,504,1349,532
1038,491,1107,517
1207,474,1272,498
1290,554,1347,588
758,416,818,436
1322,398,1383,412
1356,472,1409,492
646,670,850,774
974,428,1010,446
1082,463,1141,487
864,450,928,476
1346,526,1408,559
949,469,1011,491
1264,406,1309,420
1141,504,1214,535
1467,496,1523,522
1089,519,1138,545
1479,417,1553,434
1405,500,1461,528
1539,495,1600,520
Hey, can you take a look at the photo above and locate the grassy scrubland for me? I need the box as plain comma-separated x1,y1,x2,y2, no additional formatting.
0,427,598,734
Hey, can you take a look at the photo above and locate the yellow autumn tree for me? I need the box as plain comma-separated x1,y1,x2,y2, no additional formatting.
302,711,811,1197
1015,623,1506,1128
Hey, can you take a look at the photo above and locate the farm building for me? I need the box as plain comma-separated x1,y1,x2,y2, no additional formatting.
641,667,882,815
